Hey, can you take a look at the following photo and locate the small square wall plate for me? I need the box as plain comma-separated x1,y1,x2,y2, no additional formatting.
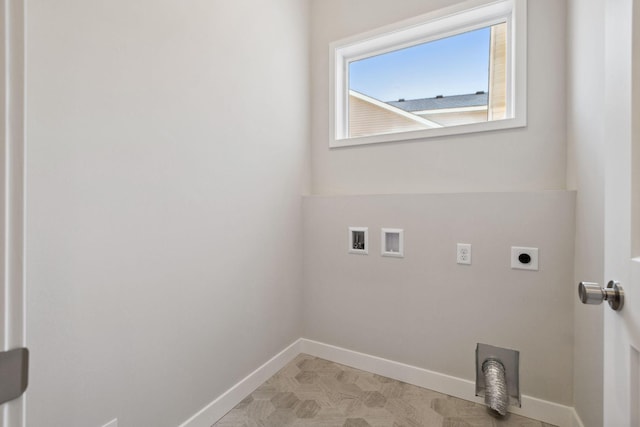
511,246,539,270
381,228,404,258
349,227,368,255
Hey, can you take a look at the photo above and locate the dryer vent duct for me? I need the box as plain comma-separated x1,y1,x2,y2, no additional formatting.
482,359,508,415
475,343,520,416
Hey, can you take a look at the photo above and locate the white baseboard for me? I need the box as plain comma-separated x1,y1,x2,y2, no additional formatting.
178,339,302,427
300,339,576,427
179,337,579,427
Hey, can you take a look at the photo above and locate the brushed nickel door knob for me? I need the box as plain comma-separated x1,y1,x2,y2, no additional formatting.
578,281,624,311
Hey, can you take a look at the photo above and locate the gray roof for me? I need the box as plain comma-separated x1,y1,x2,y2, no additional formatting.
387,93,488,112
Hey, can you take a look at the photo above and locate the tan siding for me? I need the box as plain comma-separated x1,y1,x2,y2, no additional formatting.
349,95,431,138
488,22,507,120
419,110,488,127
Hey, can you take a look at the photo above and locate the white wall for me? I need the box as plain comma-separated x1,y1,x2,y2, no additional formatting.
25,0,310,426
310,0,567,195
566,0,605,425
303,192,576,405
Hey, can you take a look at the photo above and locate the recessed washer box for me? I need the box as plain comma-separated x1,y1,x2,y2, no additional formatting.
348,227,368,255
511,246,538,270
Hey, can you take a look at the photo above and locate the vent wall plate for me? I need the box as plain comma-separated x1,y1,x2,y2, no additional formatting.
475,343,520,408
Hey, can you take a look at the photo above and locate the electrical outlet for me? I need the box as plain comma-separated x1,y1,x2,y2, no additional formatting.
511,246,538,270
457,243,472,265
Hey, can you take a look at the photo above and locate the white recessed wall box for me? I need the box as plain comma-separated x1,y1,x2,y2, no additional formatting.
349,227,369,255
381,228,404,258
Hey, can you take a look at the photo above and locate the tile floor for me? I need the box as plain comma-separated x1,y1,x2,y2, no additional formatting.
213,354,556,427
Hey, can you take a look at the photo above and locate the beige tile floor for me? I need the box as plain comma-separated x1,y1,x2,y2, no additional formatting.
213,354,556,427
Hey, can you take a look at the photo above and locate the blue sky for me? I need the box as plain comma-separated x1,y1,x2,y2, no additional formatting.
349,27,491,102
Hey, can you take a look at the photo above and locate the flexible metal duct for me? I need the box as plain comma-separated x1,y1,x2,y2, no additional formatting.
482,358,508,416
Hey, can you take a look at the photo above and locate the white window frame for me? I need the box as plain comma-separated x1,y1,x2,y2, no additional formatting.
329,0,527,148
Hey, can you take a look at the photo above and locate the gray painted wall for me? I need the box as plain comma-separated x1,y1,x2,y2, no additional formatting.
303,192,576,405
25,0,310,425
304,0,586,412
566,0,605,425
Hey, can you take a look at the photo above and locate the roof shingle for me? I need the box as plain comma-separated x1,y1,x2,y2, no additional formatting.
387,93,488,112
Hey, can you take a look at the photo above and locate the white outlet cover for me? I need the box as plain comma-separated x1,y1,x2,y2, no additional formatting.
456,243,472,265
511,246,539,270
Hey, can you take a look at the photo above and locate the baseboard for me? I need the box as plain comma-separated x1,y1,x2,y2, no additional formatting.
300,338,576,427
179,337,579,427
178,339,303,427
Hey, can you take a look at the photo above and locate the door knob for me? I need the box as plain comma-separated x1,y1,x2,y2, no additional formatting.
578,281,624,311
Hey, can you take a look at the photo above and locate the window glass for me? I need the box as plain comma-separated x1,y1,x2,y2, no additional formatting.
347,23,507,139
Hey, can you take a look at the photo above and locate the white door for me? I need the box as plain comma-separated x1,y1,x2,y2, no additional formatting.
602,0,640,425
1,0,26,426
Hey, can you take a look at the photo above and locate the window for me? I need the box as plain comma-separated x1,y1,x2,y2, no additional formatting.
329,0,527,147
